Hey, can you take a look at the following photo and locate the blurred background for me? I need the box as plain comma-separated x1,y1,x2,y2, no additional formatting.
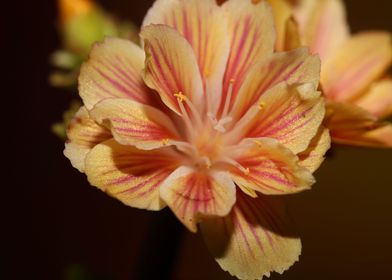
14,0,392,279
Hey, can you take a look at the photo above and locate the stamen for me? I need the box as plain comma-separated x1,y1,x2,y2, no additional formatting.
222,79,235,117
201,156,212,169
171,140,198,156
162,138,170,146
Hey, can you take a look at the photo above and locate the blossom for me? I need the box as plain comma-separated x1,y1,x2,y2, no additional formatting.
274,0,392,147
64,0,329,278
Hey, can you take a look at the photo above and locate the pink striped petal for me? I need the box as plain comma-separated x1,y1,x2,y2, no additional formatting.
226,137,315,195
228,83,325,155
354,79,392,119
64,106,111,172
294,0,349,62
159,166,236,232
142,0,230,114
90,98,180,150
201,192,301,280
322,32,392,101
85,139,180,210
219,0,275,116
327,102,392,147
232,47,320,120
298,128,330,173
141,25,204,115
79,37,154,110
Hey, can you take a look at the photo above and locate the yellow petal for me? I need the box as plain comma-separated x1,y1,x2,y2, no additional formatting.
85,139,180,210
79,37,153,110
59,0,94,24
90,98,180,150
355,79,392,119
142,0,230,114
326,102,392,147
226,138,315,195
322,32,392,101
219,0,275,116
267,0,294,51
229,83,325,155
201,192,301,280
141,25,204,115
64,106,111,172
232,47,320,120
298,127,331,172
294,0,349,61
159,166,236,232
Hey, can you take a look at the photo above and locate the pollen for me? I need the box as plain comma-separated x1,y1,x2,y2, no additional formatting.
229,78,235,84
258,101,266,110
174,91,185,103
162,138,170,146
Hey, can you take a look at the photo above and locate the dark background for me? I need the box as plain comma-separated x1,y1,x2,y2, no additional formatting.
13,0,392,279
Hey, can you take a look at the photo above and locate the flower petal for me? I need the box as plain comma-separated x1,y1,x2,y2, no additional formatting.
229,83,325,155
226,137,315,195
298,128,331,173
354,79,392,119
232,47,320,119
142,0,230,114
294,0,349,61
219,0,275,115
159,166,236,232
322,32,392,101
89,98,180,150
64,106,111,172
85,139,180,210
141,24,204,115
326,102,392,147
201,192,301,280
79,37,153,110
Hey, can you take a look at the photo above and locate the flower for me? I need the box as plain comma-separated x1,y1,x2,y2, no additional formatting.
275,0,392,147
64,0,329,278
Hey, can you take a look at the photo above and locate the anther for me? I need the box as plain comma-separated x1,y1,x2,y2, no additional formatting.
258,101,266,110
162,138,170,146
174,91,185,103
243,168,250,175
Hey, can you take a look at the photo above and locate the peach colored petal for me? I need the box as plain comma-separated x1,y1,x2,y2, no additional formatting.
141,24,204,115
229,83,325,155
267,0,294,51
321,32,392,101
232,47,320,120
79,37,154,110
201,192,301,280
298,128,331,173
219,0,275,116
159,166,236,232
294,0,349,61
326,102,392,147
355,79,392,119
89,98,181,150
142,0,230,114
64,106,111,172
85,139,180,211
226,138,315,195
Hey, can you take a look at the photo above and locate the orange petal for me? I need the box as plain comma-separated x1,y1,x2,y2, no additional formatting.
226,138,315,195
219,0,275,115
79,37,154,110
159,166,236,232
201,192,301,280
229,83,325,155
85,139,180,210
294,0,349,61
141,24,204,115
90,98,180,150
232,47,320,120
298,127,331,172
355,79,392,119
322,32,392,101
326,102,392,147
64,106,111,172
142,0,230,114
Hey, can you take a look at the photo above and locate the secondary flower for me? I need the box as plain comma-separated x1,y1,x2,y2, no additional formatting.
64,0,329,278
275,0,392,147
